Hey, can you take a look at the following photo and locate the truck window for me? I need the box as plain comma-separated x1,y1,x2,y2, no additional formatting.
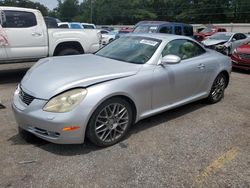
58,24,69,28
2,10,37,28
184,26,193,36
159,26,172,34
82,24,95,29
70,23,82,29
174,26,182,35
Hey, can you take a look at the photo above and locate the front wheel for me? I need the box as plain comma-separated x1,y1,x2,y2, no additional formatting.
86,98,133,147
207,74,227,104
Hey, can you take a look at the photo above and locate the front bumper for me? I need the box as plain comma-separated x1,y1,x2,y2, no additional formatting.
231,56,250,70
12,88,92,144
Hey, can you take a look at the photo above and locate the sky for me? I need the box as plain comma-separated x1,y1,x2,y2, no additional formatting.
31,0,83,10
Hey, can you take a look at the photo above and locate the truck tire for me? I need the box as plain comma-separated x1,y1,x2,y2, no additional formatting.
58,48,81,56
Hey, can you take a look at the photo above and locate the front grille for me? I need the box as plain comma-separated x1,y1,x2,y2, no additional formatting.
19,88,35,105
239,53,250,60
31,127,60,138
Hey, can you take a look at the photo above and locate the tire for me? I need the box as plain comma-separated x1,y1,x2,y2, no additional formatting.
18,127,37,143
86,98,133,147
58,48,81,56
109,38,114,43
207,74,227,104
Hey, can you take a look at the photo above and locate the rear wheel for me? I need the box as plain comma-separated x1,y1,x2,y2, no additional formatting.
207,74,227,104
58,48,81,56
86,98,133,147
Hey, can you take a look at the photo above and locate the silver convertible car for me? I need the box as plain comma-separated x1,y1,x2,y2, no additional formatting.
12,33,232,147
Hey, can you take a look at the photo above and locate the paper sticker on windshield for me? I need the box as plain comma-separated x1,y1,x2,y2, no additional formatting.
140,39,158,46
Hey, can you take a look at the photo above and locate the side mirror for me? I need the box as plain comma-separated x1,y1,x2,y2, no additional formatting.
231,38,236,42
160,55,181,65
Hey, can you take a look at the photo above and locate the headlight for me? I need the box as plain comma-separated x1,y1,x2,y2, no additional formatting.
216,44,224,49
43,88,87,113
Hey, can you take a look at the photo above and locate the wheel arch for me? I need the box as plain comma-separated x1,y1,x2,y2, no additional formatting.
84,94,138,143
219,70,230,88
53,41,84,56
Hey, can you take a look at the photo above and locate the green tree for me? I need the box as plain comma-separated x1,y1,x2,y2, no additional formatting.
57,0,80,21
0,0,49,15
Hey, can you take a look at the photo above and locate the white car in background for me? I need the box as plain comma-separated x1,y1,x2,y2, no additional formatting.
81,23,96,29
58,22,83,29
202,32,249,55
101,31,119,45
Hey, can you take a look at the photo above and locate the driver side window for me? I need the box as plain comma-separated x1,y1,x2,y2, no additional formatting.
162,39,205,60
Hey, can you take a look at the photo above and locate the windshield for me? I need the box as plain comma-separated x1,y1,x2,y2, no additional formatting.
133,25,158,33
209,33,232,41
95,36,161,64
200,28,213,33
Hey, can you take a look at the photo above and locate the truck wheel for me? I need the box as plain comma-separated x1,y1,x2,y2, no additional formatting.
58,48,81,56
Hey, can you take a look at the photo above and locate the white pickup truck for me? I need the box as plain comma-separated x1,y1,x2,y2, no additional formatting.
0,7,101,63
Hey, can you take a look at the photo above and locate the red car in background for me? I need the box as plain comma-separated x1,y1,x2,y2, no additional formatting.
119,27,134,34
194,26,227,42
231,43,250,70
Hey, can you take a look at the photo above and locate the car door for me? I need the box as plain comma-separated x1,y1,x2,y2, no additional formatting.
231,33,245,51
0,26,8,61
2,10,48,60
152,39,208,109
0,9,8,61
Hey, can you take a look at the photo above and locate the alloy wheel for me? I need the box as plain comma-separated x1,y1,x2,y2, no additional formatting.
95,103,129,143
211,75,226,101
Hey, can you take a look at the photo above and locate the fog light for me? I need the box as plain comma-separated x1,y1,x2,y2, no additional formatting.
62,126,80,131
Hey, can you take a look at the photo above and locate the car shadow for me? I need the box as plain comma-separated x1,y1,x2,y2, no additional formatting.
0,68,29,84
8,100,207,156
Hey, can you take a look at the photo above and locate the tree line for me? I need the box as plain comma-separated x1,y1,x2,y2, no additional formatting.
1,0,250,24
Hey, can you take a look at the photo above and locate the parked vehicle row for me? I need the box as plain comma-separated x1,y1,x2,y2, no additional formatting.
0,7,101,64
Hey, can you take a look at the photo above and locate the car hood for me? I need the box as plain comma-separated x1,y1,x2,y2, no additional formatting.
21,54,141,100
236,44,250,54
202,39,228,46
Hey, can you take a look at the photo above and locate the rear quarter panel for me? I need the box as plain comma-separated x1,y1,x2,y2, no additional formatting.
48,29,100,56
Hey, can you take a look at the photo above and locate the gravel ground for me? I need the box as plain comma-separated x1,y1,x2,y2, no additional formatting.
0,63,249,188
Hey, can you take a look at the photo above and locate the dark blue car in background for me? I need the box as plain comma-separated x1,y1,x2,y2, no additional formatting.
133,21,194,37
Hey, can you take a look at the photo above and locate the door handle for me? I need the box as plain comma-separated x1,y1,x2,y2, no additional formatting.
31,32,42,37
197,64,205,69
